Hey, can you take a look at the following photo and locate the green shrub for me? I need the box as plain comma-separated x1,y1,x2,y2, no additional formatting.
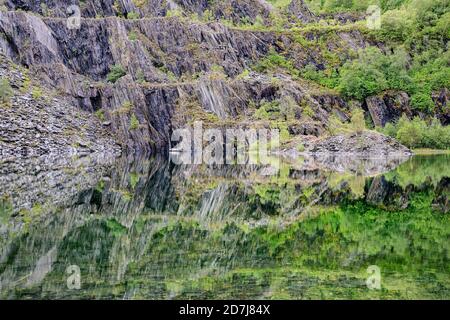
253,15,265,29
130,113,140,130
166,9,183,18
327,108,367,135
338,47,412,100
409,50,450,111
396,116,427,149
379,115,450,149
127,11,140,19
236,69,250,80
423,119,450,150
40,3,49,16
334,0,449,113
0,78,13,103
95,109,106,122
255,100,281,120
410,91,435,111
280,96,299,121
31,87,43,100
383,122,398,137
128,31,138,41
254,49,300,78
107,64,126,83
301,103,315,118
379,9,416,42
136,69,146,83
132,0,147,9
300,64,340,89
338,49,387,100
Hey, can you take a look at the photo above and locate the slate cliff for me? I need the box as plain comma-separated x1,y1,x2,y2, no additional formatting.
0,0,441,155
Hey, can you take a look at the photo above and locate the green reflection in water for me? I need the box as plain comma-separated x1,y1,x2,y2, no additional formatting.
0,155,448,299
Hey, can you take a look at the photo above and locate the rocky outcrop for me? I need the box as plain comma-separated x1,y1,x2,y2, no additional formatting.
5,0,275,23
287,0,317,23
365,91,413,127
308,131,412,156
365,89,450,127
432,88,450,125
0,54,121,159
0,7,360,153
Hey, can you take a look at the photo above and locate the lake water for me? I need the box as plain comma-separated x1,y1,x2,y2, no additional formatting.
0,153,449,299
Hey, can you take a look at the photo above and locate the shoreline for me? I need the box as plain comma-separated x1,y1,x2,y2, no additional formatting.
413,149,450,155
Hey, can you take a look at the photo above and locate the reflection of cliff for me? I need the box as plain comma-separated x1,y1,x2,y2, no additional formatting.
433,178,450,213
0,153,117,213
1,192,449,299
0,154,449,299
1,154,448,235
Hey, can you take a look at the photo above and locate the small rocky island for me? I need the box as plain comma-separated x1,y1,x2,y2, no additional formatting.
306,131,412,156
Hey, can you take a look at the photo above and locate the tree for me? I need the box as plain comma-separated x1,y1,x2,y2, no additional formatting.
338,48,388,100
338,47,413,100
380,9,416,42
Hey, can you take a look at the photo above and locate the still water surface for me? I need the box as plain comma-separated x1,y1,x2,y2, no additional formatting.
0,154,448,299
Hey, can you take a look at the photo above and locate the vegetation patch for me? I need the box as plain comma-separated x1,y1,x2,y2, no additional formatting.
0,78,13,104
379,116,450,150
107,64,127,83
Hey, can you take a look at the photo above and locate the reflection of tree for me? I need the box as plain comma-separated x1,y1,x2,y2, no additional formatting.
385,155,450,188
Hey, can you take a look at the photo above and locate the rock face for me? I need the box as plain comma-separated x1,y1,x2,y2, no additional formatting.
0,54,121,159
287,0,317,23
365,91,412,127
365,89,449,127
432,88,450,125
5,0,275,24
308,131,413,156
0,1,416,156
0,4,367,154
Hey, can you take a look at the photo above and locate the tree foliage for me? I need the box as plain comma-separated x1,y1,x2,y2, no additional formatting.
380,115,450,149
338,47,411,100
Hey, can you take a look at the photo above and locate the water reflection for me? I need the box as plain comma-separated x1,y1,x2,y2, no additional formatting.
0,154,448,299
